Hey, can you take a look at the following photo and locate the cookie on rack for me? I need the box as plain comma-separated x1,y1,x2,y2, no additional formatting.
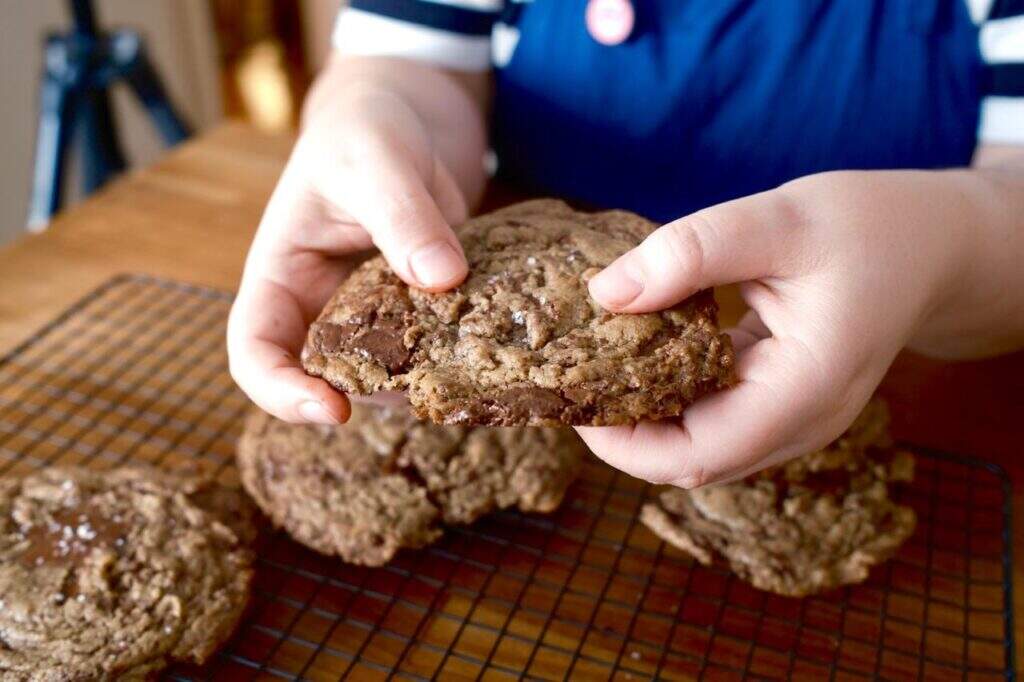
237,402,585,566
302,199,735,426
0,466,255,679
641,398,916,597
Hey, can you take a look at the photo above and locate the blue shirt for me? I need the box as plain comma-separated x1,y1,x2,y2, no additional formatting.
334,0,1024,221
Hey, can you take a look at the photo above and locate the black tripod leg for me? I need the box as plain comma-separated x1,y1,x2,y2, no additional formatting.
26,42,77,230
78,87,127,194
118,38,191,145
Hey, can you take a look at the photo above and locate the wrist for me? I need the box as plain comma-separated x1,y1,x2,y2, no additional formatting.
783,169,978,355
909,170,977,335
907,168,1024,357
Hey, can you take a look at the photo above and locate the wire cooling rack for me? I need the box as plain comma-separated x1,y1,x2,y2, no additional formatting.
0,274,1014,681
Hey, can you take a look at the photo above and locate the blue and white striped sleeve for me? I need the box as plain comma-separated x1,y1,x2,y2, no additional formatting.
332,0,504,72
968,0,1024,143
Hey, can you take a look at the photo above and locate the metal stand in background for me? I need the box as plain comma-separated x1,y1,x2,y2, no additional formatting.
27,0,191,231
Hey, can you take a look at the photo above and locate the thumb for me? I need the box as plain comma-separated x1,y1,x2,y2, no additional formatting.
588,189,804,313
315,138,469,293
430,155,469,228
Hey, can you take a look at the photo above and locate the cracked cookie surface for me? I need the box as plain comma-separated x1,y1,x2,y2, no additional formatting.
302,199,735,426
236,403,585,566
641,399,917,597
0,467,255,681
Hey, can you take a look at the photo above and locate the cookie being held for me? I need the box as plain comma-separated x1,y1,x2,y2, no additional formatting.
0,467,255,680
236,403,585,566
641,398,916,597
302,199,735,426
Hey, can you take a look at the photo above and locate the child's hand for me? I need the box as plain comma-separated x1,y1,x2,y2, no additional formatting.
579,168,1024,488
228,57,487,425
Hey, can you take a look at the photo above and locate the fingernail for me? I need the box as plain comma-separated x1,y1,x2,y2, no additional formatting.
588,259,643,309
408,241,466,288
298,400,338,425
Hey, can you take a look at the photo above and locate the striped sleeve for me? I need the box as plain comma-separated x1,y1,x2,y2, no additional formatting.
332,0,504,72
971,0,1024,143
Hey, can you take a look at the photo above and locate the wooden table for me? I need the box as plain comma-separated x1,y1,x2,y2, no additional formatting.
1,122,1021,670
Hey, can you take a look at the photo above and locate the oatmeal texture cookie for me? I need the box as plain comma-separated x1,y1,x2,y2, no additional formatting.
0,467,255,681
641,399,917,597
237,403,585,566
302,199,735,426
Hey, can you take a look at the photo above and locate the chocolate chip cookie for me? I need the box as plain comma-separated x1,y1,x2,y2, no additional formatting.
0,467,255,680
237,403,585,566
640,399,916,597
302,199,735,426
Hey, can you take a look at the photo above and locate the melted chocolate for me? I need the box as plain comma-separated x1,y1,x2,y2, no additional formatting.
20,504,128,567
313,315,412,375
497,387,567,421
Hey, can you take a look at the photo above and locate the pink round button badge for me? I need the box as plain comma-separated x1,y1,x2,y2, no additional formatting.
585,0,635,46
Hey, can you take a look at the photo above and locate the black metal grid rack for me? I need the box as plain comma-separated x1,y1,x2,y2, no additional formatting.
0,274,1014,681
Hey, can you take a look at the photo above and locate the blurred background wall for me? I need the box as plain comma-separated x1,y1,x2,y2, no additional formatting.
0,0,338,247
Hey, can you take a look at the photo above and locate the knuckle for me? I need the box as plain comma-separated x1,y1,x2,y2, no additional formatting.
778,172,818,199
766,186,810,233
294,127,340,168
336,128,389,170
301,122,392,179
649,217,708,282
668,462,707,490
644,456,705,489
643,468,674,486
378,197,439,244
777,171,864,227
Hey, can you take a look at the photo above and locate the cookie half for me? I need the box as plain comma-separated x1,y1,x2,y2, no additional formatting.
237,403,585,566
640,399,916,597
302,199,735,426
0,467,255,680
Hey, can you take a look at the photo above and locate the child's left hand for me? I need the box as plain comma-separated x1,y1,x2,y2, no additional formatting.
578,166,1024,488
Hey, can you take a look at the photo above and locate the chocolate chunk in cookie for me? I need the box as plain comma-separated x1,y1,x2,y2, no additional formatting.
302,199,735,426
0,467,255,680
236,403,585,566
640,398,916,597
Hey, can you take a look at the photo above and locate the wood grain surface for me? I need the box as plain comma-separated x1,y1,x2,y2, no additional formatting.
0,122,1020,672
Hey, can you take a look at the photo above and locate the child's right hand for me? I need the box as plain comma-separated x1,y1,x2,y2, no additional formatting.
227,56,488,424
